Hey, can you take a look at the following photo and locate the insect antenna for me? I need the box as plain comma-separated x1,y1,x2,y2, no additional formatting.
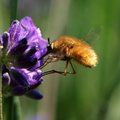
38,38,52,61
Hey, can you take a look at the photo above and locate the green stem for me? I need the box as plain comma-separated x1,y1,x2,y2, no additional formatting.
0,67,3,120
3,97,14,120
13,97,22,120
2,0,22,120
3,97,22,120
0,90,3,120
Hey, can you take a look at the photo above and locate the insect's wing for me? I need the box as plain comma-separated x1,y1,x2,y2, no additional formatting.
84,26,102,44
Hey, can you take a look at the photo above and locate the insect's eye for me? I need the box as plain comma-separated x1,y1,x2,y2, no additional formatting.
70,46,73,49
68,44,74,49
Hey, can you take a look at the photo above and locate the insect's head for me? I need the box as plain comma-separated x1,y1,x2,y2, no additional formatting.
47,38,53,52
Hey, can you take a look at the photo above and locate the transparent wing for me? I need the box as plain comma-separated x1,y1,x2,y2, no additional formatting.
84,26,102,44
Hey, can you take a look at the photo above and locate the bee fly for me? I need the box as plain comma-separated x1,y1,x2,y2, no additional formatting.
41,36,98,76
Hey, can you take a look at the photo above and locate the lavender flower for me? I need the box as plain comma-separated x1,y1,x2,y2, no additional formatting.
0,16,48,100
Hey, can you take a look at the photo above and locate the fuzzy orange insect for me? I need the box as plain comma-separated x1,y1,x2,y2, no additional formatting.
51,36,98,68
41,36,98,75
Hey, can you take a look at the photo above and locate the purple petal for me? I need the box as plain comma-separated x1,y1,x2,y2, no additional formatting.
10,67,43,87
8,38,28,56
2,65,9,74
12,85,26,95
20,16,37,31
16,56,37,68
2,32,9,49
10,67,29,86
20,16,48,57
8,20,28,43
25,90,43,100
30,60,43,71
8,20,21,43
2,72,11,85
24,45,37,57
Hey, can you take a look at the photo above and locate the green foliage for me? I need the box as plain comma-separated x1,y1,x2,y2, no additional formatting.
55,0,120,120
1,0,120,120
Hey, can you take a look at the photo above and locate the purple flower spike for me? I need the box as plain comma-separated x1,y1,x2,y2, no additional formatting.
1,16,48,100
4,16,48,69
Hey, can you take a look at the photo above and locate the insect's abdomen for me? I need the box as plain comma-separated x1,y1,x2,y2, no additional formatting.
68,44,98,68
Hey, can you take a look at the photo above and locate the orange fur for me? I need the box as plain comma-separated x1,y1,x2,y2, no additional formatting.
51,36,98,68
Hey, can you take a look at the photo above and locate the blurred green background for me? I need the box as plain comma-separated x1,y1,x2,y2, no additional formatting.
0,0,120,120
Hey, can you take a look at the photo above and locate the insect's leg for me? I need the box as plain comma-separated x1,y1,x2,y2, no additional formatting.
63,60,69,75
40,50,67,69
40,57,52,69
42,60,76,76
40,54,63,69
42,69,71,76
41,59,70,76
69,60,76,74
63,60,76,75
